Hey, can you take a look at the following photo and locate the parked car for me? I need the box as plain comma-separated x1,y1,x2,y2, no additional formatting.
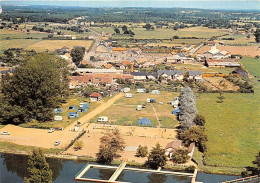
48,128,55,133
54,141,61,146
0,131,10,135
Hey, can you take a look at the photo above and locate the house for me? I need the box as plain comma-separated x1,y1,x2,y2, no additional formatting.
205,59,240,68
232,67,248,77
187,70,203,81
165,53,194,63
131,72,155,81
165,140,195,159
60,46,70,53
90,93,102,102
157,70,183,81
203,46,231,59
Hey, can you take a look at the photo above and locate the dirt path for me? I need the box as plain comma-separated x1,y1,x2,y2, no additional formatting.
152,104,161,128
66,93,124,130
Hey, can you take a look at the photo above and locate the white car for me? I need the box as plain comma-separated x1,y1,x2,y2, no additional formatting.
0,131,10,135
54,141,61,146
48,128,55,133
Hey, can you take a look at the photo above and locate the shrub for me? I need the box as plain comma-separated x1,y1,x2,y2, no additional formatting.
74,141,84,151
194,114,206,126
136,145,148,158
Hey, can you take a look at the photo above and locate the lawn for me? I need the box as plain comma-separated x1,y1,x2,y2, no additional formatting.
240,57,260,77
0,29,48,39
220,34,257,45
196,79,260,168
26,40,93,52
93,26,228,39
0,39,41,51
93,91,179,128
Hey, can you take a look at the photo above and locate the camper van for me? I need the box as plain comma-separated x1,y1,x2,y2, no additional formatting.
54,116,63,121
136,105,142,111
136,88,145,93
123,87,130,93
97,116,109,122
125,93,133,98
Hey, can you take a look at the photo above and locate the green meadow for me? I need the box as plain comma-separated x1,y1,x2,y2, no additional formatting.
240,57,260,77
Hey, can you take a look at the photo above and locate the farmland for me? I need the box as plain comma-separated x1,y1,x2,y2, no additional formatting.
26,40,93,52
240,57,260,77
93,91,179,128
196,79,260,168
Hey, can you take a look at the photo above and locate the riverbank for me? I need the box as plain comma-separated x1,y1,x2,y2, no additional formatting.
0,141,243,176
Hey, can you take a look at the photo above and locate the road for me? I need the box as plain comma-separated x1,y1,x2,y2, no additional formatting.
83,28,102,63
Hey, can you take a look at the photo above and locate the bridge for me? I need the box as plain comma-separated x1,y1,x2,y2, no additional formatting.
222,175,259,183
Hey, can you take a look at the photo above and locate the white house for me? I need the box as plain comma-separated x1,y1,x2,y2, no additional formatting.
157,70,183,81
165,140,195,159
187,70,203,81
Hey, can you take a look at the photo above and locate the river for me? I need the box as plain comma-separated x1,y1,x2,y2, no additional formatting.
0,153,239,183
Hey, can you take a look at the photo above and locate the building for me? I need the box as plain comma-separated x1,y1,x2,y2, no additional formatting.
90,93,102,102
165,140,195,159
203,46,231,59
131,72,155,81
232,67,248,77
74,68,123,74
165,53,194,63
205,59,240,68
187,70,203,81
157,70,183,81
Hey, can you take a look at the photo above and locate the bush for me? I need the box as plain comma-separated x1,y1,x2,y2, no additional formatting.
136,145,148,158
194,114,206,126
172,148,189,164
185,165,196,173
74,141,84,151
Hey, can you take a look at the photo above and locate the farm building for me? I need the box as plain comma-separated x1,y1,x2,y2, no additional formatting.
157,70,183,81
203,46,231,59
165,140,195,159
90,93,102,102
151,90,160,94
205,59,240,68
187,70,203,81
232,67,248,77
138,118,151,126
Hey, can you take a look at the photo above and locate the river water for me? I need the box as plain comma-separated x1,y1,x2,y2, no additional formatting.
0,153,239,183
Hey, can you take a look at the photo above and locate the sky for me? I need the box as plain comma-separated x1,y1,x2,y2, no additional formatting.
1,0,260,10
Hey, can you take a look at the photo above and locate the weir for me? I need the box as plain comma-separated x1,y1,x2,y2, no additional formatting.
74,162,197,183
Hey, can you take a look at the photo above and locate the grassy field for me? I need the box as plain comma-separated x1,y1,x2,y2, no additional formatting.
220,34,257,45
93,91,179,128
240,57,260,77
196,79,260,168
0,29,48,39
26,40,93,52
93,26,228,39
0,39,40,51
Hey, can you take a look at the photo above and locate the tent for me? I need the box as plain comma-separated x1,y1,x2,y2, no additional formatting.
151,90,160,94
78,107,87,113
68,112,79,118
172,108,181,115
68,105,77,110
138,118,151,126
54,108,63,113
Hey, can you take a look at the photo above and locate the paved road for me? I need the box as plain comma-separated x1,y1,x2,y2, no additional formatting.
83,28,102,63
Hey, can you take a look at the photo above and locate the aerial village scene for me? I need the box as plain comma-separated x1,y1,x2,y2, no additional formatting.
0,0,259,183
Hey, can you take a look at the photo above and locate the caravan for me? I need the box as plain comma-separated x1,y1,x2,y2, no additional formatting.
125,93,133,98
97,116,109,122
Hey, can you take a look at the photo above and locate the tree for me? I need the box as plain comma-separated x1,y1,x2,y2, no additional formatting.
71,47,85,66
97,129,125,164
114,28,120,34
178,87,197,130
74,141,84,151
144,23,154,31
24,149,53,183
193,114,206,126
180,126,208,153
147,143,168,169
172,148,189,164
122,25,127,32
254,29,260,43
135,145,148,157
252,151,260,175
0,53,69,124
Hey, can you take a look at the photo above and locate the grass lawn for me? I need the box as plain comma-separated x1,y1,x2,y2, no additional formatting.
240,57,260,77
220,34,257,45
0,29,48,39
0,39,41,51
196,79,260,168
26,40,93,52
93,91,179,128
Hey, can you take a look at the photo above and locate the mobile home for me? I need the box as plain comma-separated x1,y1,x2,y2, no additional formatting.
97,116,109,122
